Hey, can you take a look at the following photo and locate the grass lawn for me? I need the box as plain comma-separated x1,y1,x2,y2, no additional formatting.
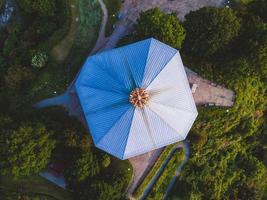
0,175,71,200
104,0,122,36
52,0,79,63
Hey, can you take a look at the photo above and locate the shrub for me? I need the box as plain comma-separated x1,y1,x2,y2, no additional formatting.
31,51,48,69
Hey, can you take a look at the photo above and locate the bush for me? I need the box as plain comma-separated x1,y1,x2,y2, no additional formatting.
31,51,48,69
102,154,111,168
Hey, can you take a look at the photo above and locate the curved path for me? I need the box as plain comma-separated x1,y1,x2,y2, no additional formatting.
139,142,190,200
89,0,109,55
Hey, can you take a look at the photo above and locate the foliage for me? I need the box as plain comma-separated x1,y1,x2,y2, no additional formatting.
102,154,111,168
248,0,267,23
65,151,100,182
18,0,56,16
133,144,176,198
0,122,55,178
74,0,101,49
0,174,71,200
104,0,121,36
4,65,34,91
169,5,267,200
134,7,186,49
31,51,48,69
183,7,241,60
147,150,185,200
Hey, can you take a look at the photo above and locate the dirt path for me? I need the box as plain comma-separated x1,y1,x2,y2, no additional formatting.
89,0,109,55
52,2,79,63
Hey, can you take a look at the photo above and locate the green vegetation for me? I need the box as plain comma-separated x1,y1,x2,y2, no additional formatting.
121,4,266,199
0,121,55,178
74,0,101,50
168,3,267,200
65,151,100,182
134,7,186,49
183,7,241,60
18,0,56,16
104,0,121,36
0,0,132,199
1,0,266,199
147,150,184,200
133,144,176,198
32,51,49,68
0,174,71,200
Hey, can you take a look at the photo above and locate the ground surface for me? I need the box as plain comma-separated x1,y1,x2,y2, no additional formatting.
52,2,79,63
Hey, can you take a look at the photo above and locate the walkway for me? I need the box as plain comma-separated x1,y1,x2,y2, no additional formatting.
186,70,235,107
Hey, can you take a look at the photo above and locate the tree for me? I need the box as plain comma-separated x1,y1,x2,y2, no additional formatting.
133,8,186,49
4,65,34,91
0,122,55,178
18,0,56,17
248,0,267,23
64,151,100,182
183,7,241,60
237,17,267,78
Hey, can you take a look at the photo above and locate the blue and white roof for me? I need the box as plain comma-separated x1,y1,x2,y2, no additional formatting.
75,38,198,159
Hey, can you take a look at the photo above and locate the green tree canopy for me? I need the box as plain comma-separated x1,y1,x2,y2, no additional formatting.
0,122,55,178
248,0,267,23
64,151,100,183
183,7,241,60
133,7,186,49
4,65,34,91
18,0,56,17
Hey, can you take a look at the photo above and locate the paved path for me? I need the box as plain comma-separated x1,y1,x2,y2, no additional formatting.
187,72,235,106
